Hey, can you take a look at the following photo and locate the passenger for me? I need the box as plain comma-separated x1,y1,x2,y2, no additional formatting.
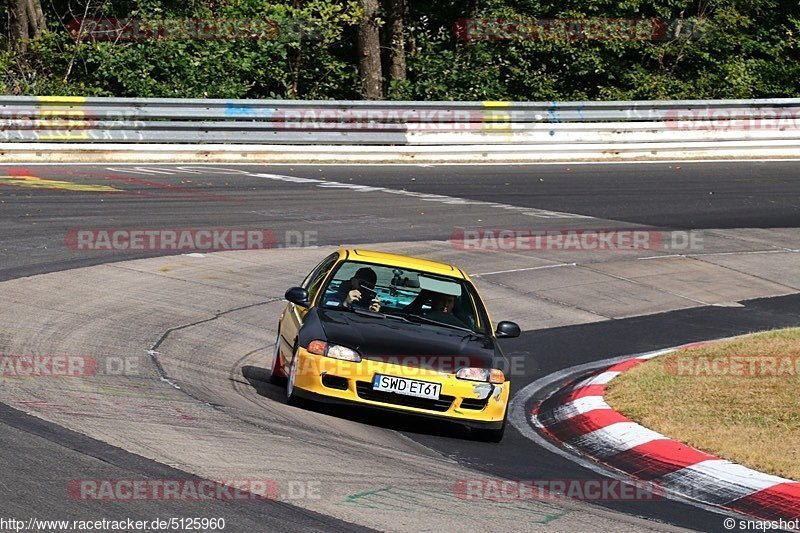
431,292,456,314
424,292,468,328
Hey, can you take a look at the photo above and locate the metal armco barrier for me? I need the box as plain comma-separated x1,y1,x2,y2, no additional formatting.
1,96,799,161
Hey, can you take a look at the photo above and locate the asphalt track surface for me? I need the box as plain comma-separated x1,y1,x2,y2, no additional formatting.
1,162,799,532
2,161,800,282
0,404,372,532
267,161,800,229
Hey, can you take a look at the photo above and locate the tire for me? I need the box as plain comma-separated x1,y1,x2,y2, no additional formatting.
285,346,303,407
269,332,287,385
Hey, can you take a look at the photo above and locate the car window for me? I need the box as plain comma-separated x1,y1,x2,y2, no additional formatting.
319,260,488,334
303,253,338,304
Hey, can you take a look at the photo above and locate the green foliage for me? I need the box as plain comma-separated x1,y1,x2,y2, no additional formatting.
398,0,800,100
3,0,799,99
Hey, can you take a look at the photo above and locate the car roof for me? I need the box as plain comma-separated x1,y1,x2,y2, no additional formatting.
339,249,466,279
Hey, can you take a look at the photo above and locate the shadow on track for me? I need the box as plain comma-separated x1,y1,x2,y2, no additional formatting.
240,365,473,441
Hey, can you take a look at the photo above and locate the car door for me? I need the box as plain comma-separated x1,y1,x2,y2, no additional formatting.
277,253,339,365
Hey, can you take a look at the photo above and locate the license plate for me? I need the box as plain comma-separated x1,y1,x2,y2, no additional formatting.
372,374,441,400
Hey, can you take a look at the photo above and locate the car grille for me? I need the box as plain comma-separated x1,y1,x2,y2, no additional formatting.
459,397,489,410
355,381,454,412
321,374,349,390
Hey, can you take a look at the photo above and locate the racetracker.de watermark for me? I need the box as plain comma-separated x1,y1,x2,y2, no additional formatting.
453,18,709,41
453,479,664,501
288,354,527,378
664,108,800,130
0,355,141,378
64,229,318,251
666,355,800,377
68,18,283,41
67,479,321,501
0,355,94,377
262,109,484,131
450,228,703,252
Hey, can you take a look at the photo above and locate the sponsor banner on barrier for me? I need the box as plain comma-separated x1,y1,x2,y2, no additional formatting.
450,228,703,252
0,109,146,141
0,111,97,129
667,355,800,377
453,479,665,501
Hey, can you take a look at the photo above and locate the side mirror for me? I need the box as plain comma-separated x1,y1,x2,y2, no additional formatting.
495,321,521,338
285,287,310,307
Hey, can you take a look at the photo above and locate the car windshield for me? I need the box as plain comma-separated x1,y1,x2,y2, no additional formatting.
319,261,488,334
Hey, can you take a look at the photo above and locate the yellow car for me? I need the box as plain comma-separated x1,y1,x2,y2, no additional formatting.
271,249,520,442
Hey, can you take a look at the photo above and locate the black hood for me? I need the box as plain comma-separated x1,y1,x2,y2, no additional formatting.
315,308,498,368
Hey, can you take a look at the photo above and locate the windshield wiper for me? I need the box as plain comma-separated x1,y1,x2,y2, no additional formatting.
352,307,386,319
384,312,412,323
396,313,476,334
351,307,474,333
352,308,415,324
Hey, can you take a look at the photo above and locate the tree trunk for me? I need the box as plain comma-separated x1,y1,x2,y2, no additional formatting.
8,0,44,50
290,0,302,98
27,0,46,38
387,0,406,83
357,0,383,99
10,0,30,51
291,46,302,98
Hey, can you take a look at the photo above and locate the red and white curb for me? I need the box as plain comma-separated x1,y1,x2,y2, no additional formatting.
530,342,800,523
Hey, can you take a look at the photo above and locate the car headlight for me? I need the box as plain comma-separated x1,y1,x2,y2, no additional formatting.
307,340,361,362
456,367,505,384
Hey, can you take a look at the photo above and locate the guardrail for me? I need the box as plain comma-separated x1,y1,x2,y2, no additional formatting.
1,96,799,161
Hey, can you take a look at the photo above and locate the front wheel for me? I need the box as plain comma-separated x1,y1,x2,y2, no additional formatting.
269,332,286,385
285,347,303,406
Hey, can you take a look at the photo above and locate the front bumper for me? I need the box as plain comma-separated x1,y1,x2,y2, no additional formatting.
290,347,509,428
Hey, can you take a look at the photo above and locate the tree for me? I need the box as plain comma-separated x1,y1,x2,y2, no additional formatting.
386,0,406,83
8,0,46,52
357,0,382,99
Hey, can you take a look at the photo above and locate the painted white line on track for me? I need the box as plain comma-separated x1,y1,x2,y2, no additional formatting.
106,166,177,175
96,165,595,219
7,159,796,166
270,159,800,166
268,159,800,166
473,263,576,277
690,249,800,256
247,171,593,220
638,254,687,260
